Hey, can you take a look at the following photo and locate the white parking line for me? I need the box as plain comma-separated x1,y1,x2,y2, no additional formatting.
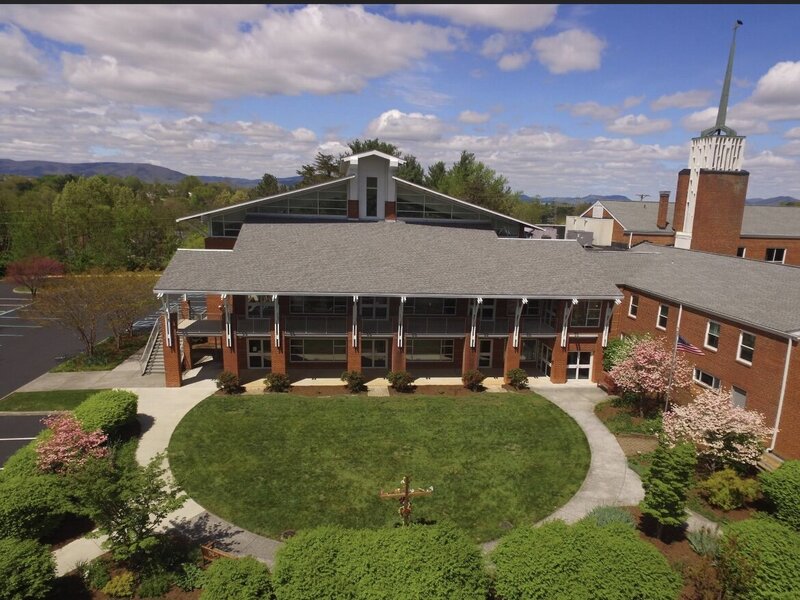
0,437,36,441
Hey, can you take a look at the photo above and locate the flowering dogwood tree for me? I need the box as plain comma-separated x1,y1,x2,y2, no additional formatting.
662,388,772,471
608,338,692,415
36,414,108,474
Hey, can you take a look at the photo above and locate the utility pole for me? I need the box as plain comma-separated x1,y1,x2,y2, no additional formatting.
636,194,650,202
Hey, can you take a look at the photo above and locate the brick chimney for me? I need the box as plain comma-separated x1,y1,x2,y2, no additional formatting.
657,190,670,230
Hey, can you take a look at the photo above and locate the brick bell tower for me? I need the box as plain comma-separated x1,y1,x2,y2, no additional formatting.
673,20,749,256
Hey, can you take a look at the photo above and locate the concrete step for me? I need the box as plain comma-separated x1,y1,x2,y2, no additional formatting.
757,451,784,472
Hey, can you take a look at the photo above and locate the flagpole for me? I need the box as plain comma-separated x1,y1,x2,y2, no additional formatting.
665,304,683,412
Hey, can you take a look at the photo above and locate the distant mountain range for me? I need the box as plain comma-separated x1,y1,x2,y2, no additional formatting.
1,159,796,205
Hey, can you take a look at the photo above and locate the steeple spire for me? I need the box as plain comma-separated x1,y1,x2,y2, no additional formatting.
701,20,743,137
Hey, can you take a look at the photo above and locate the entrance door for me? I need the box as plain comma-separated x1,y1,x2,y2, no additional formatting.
362,339,388,368
567,351,592,380
478,339,493,368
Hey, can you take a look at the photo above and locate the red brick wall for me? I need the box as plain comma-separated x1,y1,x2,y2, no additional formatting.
673,169,690,233
691,170,748,256
206,294,223,319
204,237,236,249
630,233,675,247
737,238,800,267
162,313,182,388
777,343,800,458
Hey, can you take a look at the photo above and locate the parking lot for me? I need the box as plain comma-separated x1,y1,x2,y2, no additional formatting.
0,413,48,467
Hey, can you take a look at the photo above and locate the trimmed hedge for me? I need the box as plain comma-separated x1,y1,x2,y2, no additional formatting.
0,537,56,600
759,460,800,530
73,389,138,437
0,438,41,479
718,518,800,599
201,556,273,600
0,474,72,539
273,522,488,600
491,520,681,600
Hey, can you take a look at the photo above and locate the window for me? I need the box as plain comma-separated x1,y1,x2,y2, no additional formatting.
737,331,756,365
407,339,454,362
405,298,456,315
567,351,592,380
765,248,785,264
290,296,347,315
628,295,639,318
361,297,388,320
290,338,346,362
570,300,602,327
693,368,721,390
366,176,378,217
704,321,720,351
246,295,274,319
247,338,271,368
731,386,747,408
657,304,669,330
736,247,746,258
480,299,495,321
361,339,387,368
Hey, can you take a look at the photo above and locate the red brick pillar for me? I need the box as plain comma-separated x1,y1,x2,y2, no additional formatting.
180,297,191,320
391,334,406,373
385,201,396,221
550,301,568,384
462,338,478,374
672,169,690,233
504,338,521,383
182,337,194,370
162,312,182,388
221,304,240,377
271,331,287,375
657,191,669,230
592,335,604,383
346,301,361,373
348,200,359,219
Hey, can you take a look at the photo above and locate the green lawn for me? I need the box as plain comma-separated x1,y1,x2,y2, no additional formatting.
0,389,106,411
51,334,148,372
169,393,590,542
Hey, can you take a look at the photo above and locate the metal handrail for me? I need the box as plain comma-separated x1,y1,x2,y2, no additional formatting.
405,317,466,336
139,318,161,375
285,316,347,335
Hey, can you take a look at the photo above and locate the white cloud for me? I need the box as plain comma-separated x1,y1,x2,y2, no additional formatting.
458,110,491,124
497,52,531,72
651,89,712,111
560,101,619,121
785,127,800,139
365,109,445,141
481,33,509,58
383,73,452,109
681,107,769,135
606,114,671,136
4,4,460,110
622,96,644,109
744,151,795,169
0,26,46,91
751,61,800,105
395,4,558,31
532,29,605,74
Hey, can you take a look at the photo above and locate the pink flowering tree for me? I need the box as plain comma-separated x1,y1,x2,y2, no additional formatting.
608,338,693,416
662,388,773,472
36,414,108,474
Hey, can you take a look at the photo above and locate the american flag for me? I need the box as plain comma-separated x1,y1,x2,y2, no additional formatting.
677,335,705,356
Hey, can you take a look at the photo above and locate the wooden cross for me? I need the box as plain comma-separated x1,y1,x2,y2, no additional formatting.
379,475,433,526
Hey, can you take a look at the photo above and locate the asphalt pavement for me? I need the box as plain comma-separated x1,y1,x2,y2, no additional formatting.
0,413,48,467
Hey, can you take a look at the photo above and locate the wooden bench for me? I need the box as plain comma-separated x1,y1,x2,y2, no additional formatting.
200,542,236,565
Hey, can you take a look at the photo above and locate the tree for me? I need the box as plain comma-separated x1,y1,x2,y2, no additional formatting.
396,154,425,184
249,173,285,199
663,388,772,472
346,138,400,156
296,152,339,186
36,414,108,474
5,255,64,298
100,272,159,349
608,337,693,416
434,151,522,214
0,538,56,600
70,451,187,564
640,442,697,539
425,161,447,191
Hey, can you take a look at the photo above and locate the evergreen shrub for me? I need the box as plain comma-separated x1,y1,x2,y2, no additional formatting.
264,373,291,392
461,369,485,391
759,460,800,530
699,469,759,511
505,368,529,390
0,537,56,600
215,371,243,395
386,370,415,392
340,370,367,393
200,556,273,600
73,389,138,437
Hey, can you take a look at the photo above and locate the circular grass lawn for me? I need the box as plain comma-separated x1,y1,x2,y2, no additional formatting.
168,393,589,542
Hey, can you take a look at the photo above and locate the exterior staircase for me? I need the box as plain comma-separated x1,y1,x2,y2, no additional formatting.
140,322,165,375
757,450,784,473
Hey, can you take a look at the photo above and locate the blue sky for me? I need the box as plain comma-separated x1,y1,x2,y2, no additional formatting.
1,4,798,198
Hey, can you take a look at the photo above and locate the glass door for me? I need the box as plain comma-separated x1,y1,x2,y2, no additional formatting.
567,351,592,380
479,339,493,368
362,339,388,368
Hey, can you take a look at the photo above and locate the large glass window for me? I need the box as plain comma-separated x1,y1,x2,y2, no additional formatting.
480,299,495,321
246,295,274,319
705,321,720,351
247,338,271,368
571,301,602,327
407,339,454,362
738,332,756,365
732,387,747,408
248,182,348,217
290,338,346,362
405,298,456,316
366,176,378,217
290,296,347,315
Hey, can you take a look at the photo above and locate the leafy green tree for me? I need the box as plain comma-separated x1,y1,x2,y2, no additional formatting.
425,160,447,190
250,173,285,199
640,442,697,539
435,151,522,214
346,138,400,156
396,154,425,184
297,152,338,186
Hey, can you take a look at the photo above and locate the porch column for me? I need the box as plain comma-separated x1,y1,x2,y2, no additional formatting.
180,294,191,320
346,296,362,373
271,296,287,375
221,296,240,377
182,337,194,370
162,311,182,388
462,299,479,374
550,300,569,384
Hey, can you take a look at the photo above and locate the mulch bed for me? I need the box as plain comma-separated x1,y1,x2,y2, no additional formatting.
615,434,659,457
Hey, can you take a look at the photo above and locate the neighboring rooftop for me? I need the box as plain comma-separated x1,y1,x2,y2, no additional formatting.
599,242,800,336
155,221,621,300
741,206,800,237
594,200,675,234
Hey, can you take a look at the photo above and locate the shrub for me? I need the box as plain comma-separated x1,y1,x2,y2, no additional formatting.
386,370,415,393
759,460,800,530
718,518,800,599
699,469,760,511
79,556,111,591
505,367,528,390
461,369,485,391
0,473,72,539
340,370,367,393
686,526,720,557
201,556,273,600
602,334,648,372
0,537,56,600
273,522,488,600
102,571,136,598
138,571,173,598
73,389,138,438
215,371,243,394
36,413,108,473
0,439,40,479
640,442,696,537
174,562,204,591
582,506,636,529
264,372,291,392
491,520,681,600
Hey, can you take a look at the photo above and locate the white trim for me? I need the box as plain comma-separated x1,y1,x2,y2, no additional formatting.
736,330,755,366
765,247,786,264
704,320,720,352
656,303,669,331
342,150,405,165
770,340,793,451
627,294,639,319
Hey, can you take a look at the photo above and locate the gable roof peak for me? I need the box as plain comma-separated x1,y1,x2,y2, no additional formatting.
341,150,405,165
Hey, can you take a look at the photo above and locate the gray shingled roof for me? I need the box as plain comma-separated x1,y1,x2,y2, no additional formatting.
741,206,800,237
598,200,675,234
155,221,622,299
598,243,800,336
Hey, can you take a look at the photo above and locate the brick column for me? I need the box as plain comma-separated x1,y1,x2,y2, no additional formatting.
504,337,521,383
162,312,182,388
462,338,478,374
271,331,287,375
346,302,362,373
221,304,240,377
348,200,359,219
180,297,191,320
182,337,194,370
550,300,568,384
592,335,604,383
385,201,397,221
391,334,406,372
